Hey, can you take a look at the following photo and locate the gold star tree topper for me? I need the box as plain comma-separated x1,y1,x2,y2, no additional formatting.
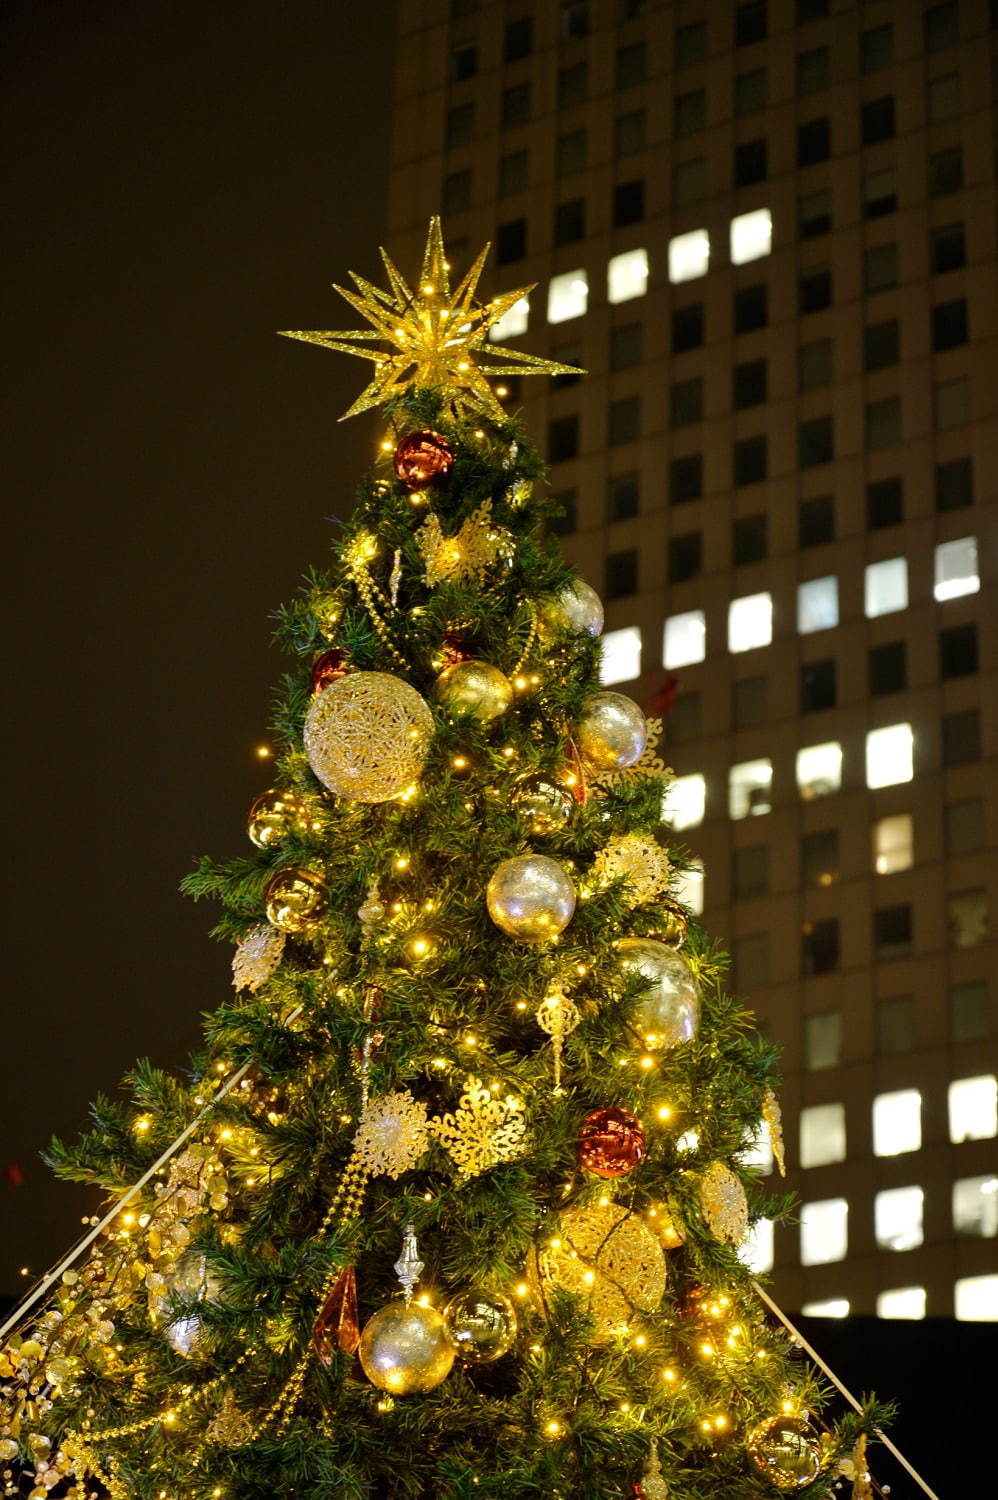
281,216,582,421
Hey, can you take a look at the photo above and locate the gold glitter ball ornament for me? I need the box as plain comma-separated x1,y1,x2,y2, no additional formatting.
265,867,328,933
247,787,312,849
304,671,433,802
698,1161,750,1245
231,923,286,992
513,772,574,836
590,833,672,907
533,1201,666,1333
541,579,604,638
487,855,577,942
358,1300,455,1395
746,1415,823,1491
433,659,513,723
576,692,648,772
616,938,700,1051
444,1289,518,1363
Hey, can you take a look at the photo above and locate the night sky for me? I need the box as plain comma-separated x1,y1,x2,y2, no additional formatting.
3,0,397,1293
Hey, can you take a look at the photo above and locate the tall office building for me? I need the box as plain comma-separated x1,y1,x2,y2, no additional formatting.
385,0,997,1320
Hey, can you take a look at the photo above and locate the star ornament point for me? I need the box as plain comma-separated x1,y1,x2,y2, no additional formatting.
280,216,584,421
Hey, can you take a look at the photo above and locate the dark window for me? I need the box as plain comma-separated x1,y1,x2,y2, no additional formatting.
799,266,832,314
802,828,839,888
733,675,767,728
560,0,590,38
670,453,703,504
446,102,475,149
864,319,900,370
734,358,768,408
869,640,907,695
499,149,529,196
554,198,586,246
799,189,832,238
496,218,527,264
866,396,901,450
675,20,707,66
734,138,768,186
861,23,893,72
557,62,588,110
864,242,898,293
946,798,986,857
799,338,833,390
798,117,831,166
443,168,472,214
605,548,638,599
504,16,532,62
450,43,478,81
934,375,970,429
552,342,581,389
863,167,898,219
930,222,966,275
933,298,969,351
669,689,702,741
935,456,973,511
501,82,531,129
924,3,959,51
672,302,704,352
942,709,980,765
674,158,706,206
733,513,768,565
799,495,835,547
861,96,895,145
735,1,767,46
621,0,648,18
799,415,834,468
608,396,641,446
878,995,915,1054
940,623,978,679
874,904,913,960
551,490,577,535
733,844,769,899
609,322,642,371
802,918,840,975
797,46,830,96
734,435,767,486
928,147,963,197
616,42,647,89
951,981,990,1042
734,933,769,989
614,179,645,227
800,658,837,713
671,377,703,427
866,476,903,529
734,282,768,332
927,72,961,123
451,0,478,15
668,531,702,583
615,109,646,156
797,0,828,19
675,90,706,138
548,414,579,464
557,129,588,177
607,472,640,522
735,68,767,115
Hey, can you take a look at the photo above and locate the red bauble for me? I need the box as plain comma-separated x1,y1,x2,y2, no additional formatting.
310,648,350,694
441,630,475,669
576,1107,646,1178
393,429,455,489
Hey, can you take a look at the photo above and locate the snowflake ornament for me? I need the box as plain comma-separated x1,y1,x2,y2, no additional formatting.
353,1091,430,1179
231,925,286,992
432,1077,528,1180
589,833,672,907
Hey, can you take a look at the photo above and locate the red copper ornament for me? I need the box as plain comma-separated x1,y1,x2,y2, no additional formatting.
310,647,350,694
312,1265,360,1361
393,429,455,489
576,1107,646,1179
440,630,475,669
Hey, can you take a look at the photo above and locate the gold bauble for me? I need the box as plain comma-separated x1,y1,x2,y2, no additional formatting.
698,1161,750,1245
486,855,576,943
304,671,433,803
746,1415,822,1490
533,1201,666,1333
653,897,690,948
433,660,513,722
357,1300,455,1394
576,692,648,772
513,773,574,836
542,579,604,638
444,1289,517,1363
247,787,310,849
264,868,328,933
616,938,700,1050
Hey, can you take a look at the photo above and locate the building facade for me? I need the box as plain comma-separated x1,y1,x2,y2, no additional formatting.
385,0,998,1319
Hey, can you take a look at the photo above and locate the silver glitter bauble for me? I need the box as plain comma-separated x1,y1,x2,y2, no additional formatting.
543,579,604,638
304,671,433,803
357,1301,455,1395
513,773,574,836
576,692,648,772
616,938,700,1050
444,1289,518,1363
486,855,576,943
433,660,513,722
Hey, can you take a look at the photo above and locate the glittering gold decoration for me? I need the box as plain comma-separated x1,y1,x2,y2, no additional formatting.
533,1201,666,1332
536,985,580,1092
205,1390,254,1448
698,1161,750,1245
304,671,433,803
358,1300,455,1395
845,1434,875,1500
589,833,672,907
415,499,514,587
746,1415,822,1490
431,1076,528,1180
353,1090,430,1179
762,1087,786,1177
596,716,670,791
231,923,286,992
281,216,582,421
638,1438,670,1499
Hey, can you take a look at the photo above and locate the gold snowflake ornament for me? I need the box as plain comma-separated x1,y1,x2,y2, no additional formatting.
415,499,515,588
589,832,672,907
353,1091,430,1179
432,1076,528,1180
281,216,582,421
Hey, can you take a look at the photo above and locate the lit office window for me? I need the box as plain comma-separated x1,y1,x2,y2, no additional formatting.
730,207,773,265
802,1298,850,1319
875,1186,924,1251
800,1198,848,1266
873,1088,922,1156
600,626,642,685
666,773,706,830
800,1103,846,1168
955,1275,998,1321
547,269,588,324
663,609,706,668
607,248,649,304
864,557,908,617
668,228,710,283
953,1176,998,1238
728,592,773,652
673,859,705,914
729,759,773,819
877,1287,926,1320
489,296,530,342
739,1219,774,1273
741,1120,774,1175
948,1076,998,1143
796,742,842,800
934,536,980,601
866,723,914,789
797,575,838,633
873,813,913,874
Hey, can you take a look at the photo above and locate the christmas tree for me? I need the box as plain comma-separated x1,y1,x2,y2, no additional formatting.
1,220,889,1500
